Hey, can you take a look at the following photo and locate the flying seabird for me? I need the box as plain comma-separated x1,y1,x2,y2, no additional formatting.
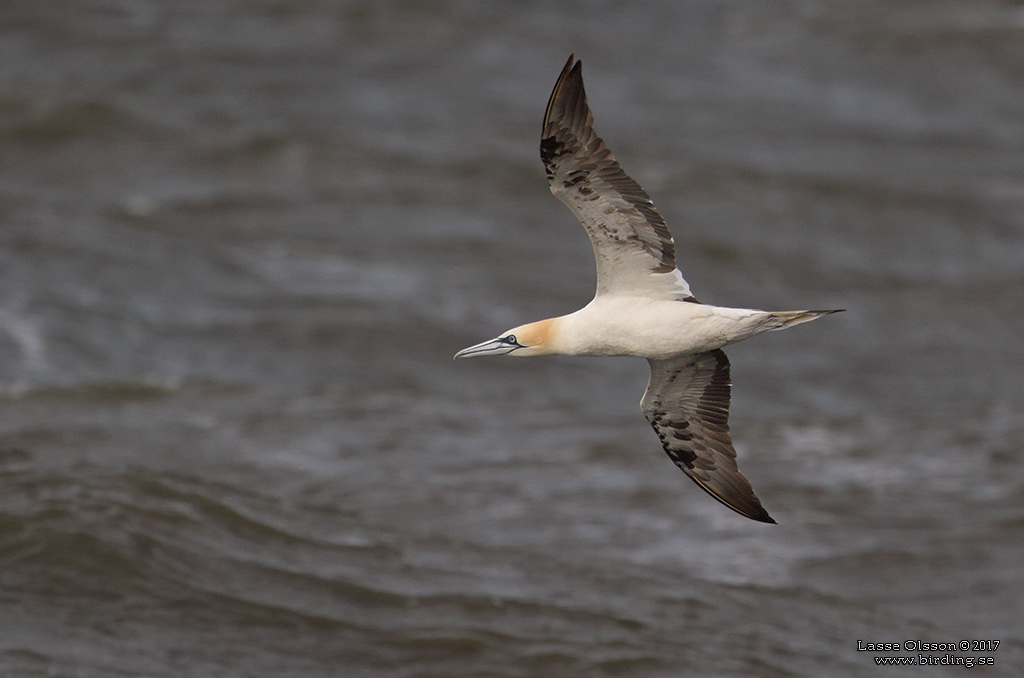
455,55,841,523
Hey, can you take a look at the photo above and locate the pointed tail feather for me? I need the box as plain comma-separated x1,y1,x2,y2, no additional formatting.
767,309,843,331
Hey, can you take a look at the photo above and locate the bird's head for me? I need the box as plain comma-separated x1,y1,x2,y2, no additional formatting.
454,318,561,359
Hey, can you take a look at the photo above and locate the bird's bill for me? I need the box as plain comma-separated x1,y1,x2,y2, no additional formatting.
454,336,518,359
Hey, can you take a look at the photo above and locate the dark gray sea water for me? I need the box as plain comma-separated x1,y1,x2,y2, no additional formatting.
2,2,1023,676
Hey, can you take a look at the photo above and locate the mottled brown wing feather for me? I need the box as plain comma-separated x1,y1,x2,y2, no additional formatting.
541,55,697,302
641,350,775,523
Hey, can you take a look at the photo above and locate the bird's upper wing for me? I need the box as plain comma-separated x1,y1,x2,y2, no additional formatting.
541,55,696,301
641,350,775,523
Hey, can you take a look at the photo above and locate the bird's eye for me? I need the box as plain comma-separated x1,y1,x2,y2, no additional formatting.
505,334,517,345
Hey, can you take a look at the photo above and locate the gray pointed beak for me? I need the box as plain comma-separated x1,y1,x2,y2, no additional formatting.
454,336,519,359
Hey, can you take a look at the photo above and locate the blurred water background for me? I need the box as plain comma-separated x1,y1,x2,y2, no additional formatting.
1,1,1023,676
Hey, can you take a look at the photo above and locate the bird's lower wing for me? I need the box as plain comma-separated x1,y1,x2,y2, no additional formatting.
640,350,775,523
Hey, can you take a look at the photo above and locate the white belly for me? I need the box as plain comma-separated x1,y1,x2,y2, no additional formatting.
558,296,771,359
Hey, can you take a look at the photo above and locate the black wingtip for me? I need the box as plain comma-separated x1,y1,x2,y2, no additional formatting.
732,499,776,524
726,495,776,524
741,495,777,524
543,55,582,133
686,472,778,524
710,490,777,524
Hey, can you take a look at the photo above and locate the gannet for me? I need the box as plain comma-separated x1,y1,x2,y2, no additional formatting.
456,55,841,523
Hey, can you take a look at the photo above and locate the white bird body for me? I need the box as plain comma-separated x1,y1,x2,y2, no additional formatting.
528,298,781,360
456,55,841,523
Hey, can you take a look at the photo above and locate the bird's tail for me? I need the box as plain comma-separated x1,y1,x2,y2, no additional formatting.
766,309,843,331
